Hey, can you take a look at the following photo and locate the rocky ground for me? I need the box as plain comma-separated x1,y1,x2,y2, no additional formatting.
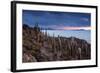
22,24,91,63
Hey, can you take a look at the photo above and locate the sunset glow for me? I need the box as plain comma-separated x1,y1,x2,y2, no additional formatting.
62,26,91,30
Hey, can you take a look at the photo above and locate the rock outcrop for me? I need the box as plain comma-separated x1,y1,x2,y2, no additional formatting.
22,24,91,63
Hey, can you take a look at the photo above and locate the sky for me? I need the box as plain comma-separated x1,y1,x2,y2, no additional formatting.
22,10,91,43
22,10,91,30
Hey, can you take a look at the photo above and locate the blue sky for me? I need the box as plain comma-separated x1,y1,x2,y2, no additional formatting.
22,10,91,43
22,10,91,30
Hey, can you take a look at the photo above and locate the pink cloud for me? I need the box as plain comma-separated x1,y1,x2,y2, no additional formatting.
61,26,91,30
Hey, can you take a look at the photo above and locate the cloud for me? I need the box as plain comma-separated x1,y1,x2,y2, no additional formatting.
59,26,91,30
81,18,89,22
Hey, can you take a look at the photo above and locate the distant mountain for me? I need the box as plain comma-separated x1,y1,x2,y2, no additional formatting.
40,27,55,30
22,24,91,63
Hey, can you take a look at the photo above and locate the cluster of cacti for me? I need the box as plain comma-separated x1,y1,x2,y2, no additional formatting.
22,24,91,63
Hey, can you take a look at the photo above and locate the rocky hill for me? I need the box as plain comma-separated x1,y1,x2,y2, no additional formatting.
22,24,91,63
